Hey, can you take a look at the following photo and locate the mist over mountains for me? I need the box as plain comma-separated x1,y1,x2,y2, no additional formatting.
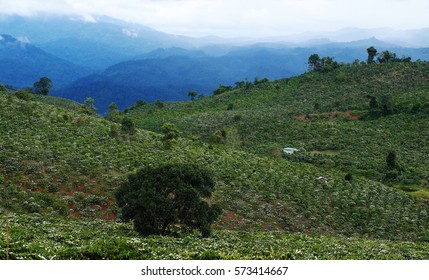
1,14,429,112
0,15,200,70
0,33,90,88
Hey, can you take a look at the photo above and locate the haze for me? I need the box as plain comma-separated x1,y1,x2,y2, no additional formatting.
1,0,428,38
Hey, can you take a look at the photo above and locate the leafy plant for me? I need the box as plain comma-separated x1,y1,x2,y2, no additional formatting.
115,163,221,237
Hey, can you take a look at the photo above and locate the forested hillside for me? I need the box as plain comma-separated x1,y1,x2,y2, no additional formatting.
125,61,429,193
1,60,429,259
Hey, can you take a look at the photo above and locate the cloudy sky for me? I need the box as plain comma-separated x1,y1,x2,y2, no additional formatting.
1,0,428,37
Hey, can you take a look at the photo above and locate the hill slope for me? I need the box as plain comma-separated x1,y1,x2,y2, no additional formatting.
125,62,429,191
2,62,429,259
2,88,429,241
55,43,429,114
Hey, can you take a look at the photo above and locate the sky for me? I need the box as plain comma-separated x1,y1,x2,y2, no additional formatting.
1,0,428,38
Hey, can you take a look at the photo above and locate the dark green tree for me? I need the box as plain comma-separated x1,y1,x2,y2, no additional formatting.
369,96,378,110
14,90,32,101
320,56,340,72
155,99,164,108
213,84,233,95
377,50,397,63
380,95,393,116
386,150,397,170
115,163,221,237
134,100,146,107
308,53,321,71
188,90,197,101
33,77,52,95
313,102,321,112
80,97,96,115
377,50,412,63
106,102,122,123
0,83,7,92
162,122,179,149
366,46,378,64
121,117,136,135
308,54,340,72
400,56,412,63
109,123,120,139
345,173,353,181
254,77,269,86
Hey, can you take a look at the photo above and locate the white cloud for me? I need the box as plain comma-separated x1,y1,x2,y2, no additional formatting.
122,28,139,38
17,36,30,43
0,0,428,37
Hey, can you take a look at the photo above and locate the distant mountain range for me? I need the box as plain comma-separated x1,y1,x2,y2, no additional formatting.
54,50,299,112
1,14,429,112
0,34,90,88
257,27,429,48
0,15,202,70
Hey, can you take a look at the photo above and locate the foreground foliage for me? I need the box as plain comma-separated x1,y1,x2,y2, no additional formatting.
1,213,429,260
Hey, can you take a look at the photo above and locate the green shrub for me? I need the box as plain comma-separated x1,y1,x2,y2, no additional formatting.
15,90,32,101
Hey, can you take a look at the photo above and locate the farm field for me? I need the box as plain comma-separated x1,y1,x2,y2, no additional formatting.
1,61,429,260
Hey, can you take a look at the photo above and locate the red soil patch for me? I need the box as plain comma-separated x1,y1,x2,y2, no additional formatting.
222,210,236,223
100,204,117,221
294,110,362,121
344,110,362,120
106,212,116,221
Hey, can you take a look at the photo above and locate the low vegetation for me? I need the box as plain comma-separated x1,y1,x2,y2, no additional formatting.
2,213,429,260
125,61,429,187
2,55,429,259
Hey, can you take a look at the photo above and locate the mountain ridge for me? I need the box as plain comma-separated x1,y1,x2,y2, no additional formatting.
0,34,90,88
53,43,429,113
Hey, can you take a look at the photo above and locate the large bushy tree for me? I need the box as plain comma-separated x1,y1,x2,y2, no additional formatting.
366,46,378,64
378,50,411,63
307,54,340,72
115,163,221,237
188,90,197,101
308,53,321,72
33,77,52,95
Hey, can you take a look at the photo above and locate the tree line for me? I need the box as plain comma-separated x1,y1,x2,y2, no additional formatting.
308,47,412,73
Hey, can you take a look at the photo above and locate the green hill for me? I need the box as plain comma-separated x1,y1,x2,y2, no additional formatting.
1,62,429,259
125,62,429,191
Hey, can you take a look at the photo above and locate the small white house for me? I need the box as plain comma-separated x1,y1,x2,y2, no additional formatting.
283,147,299,155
